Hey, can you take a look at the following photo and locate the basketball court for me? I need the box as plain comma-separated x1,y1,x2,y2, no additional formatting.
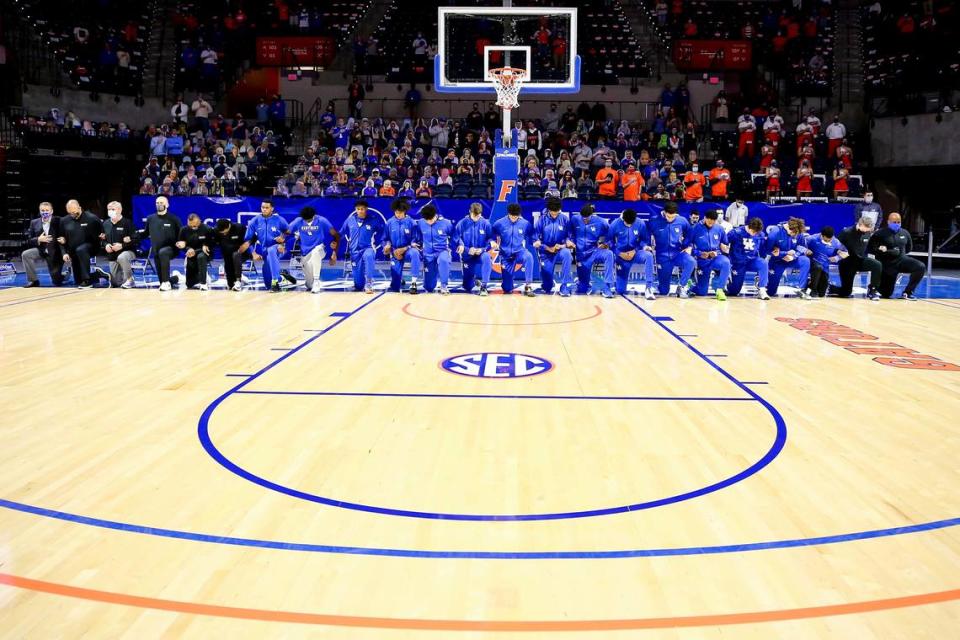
1,287,958,637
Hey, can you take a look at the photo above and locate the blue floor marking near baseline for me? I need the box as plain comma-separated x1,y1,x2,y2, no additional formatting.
195,294,787,522
0,292,957,556
235,390,754,402
330,311,351,317
652,316,674,321
0,290,85,308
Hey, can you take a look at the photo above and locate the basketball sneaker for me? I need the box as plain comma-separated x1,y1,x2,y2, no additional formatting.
523,284,535,297
901,292,917,301
409,281,420,295
644,288,656,300
758,289,770,300
716,289,727,301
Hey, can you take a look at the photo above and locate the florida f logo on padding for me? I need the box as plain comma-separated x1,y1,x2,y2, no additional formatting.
497,180,517,202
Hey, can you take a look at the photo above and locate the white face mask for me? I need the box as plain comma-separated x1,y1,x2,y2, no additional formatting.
108,210,122,222
864,195,873,203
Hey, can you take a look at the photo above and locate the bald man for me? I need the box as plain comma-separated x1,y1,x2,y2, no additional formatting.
56,200,108,288
143,196,182,291
869,212,925,300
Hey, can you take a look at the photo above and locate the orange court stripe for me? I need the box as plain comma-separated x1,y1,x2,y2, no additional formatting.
1,572,957,631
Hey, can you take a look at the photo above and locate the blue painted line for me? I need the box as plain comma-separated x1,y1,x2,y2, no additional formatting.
922,299,960,311
329,311,351,317
235,390,753,402
195,292,787,522
0,290,956,557
1,497,957,559
0,289,85,308
652,316,674,321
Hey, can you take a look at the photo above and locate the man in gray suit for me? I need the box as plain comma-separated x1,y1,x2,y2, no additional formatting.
21,202,64,287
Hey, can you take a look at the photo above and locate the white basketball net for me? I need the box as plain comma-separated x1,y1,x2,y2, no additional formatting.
488,67,526,110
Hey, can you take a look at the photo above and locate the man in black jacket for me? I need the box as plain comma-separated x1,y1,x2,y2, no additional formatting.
143,196,182,291
21,202,64,287
103,201,140,288
57,200,109,288
176,213,214,290
869,212,926,300
832,216,882,301
213,218,249,291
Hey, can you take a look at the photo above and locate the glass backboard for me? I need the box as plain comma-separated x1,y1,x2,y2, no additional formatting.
436,6,579,93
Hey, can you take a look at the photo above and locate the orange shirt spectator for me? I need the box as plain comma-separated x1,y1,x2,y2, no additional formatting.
708,162,730,199
595,163,619,197
620,166,645,201
683,166,705,201
379,180,396,197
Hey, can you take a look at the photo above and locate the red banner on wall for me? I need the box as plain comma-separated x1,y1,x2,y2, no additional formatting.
256,37,336,67
672,40,752,71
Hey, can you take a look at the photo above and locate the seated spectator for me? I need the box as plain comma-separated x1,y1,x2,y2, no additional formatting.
379,180,396,197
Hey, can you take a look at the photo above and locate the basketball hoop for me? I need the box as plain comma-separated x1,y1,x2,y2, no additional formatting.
488,67,527,110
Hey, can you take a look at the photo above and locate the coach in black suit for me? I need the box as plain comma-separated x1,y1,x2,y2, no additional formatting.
21,202,64,287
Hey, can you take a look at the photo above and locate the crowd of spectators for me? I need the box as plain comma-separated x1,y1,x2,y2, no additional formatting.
21,0,150,95
171,0,371,95
861,1,958,113
645,0,835,95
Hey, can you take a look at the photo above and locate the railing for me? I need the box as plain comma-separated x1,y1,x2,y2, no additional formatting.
312,98,665,124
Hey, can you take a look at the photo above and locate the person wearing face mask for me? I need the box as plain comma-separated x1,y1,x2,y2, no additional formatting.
609,208,657,300
682,164,705,202
143,195,183,291
707,160,730,200
455,202,494,296
102,201,139,288
833,217,882,300
21,202,65,287
533,198,574,297
689,210,731,300
854,191,883,230
763,217,812,299
569,204,616,298
176,213,214,290
726,218,770,299
492,204,536,297
803,226,848,298
595,159,618,199
620,163,645,202
648,201,697,298
416,204,454,295
57,199,109,289
869,212,925,300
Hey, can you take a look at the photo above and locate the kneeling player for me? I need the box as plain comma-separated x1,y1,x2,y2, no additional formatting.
384,199,422,294
240,200,289,292
608,208,656,299
569,204,615,298
690,210,731,300
804,226,848,297
290,206,338,293
176,213,214,290
726,218,770,299
416,204,454,294
492,203,536,296
338,199,383,294
214,218,250,291
533,198,574,296
648,201,696,298
454,202,493,295
764,216,811,299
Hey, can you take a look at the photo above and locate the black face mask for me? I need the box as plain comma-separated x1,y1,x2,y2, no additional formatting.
622,211,637,225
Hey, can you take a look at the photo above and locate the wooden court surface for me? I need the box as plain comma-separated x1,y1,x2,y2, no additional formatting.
0,287,958,638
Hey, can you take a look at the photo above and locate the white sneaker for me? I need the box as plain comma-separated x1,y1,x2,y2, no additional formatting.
644,288,656,300
758,289,770,300
231,281,242,291
677,285,690,299
440,286,450,296
158,281,171,291
797,288,812,300
241,274,251,284
197,284,209,291
311,282,323,294
120,278,134,289
171,271,184,288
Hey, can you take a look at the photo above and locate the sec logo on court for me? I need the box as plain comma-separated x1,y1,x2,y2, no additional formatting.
440,353,554,378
